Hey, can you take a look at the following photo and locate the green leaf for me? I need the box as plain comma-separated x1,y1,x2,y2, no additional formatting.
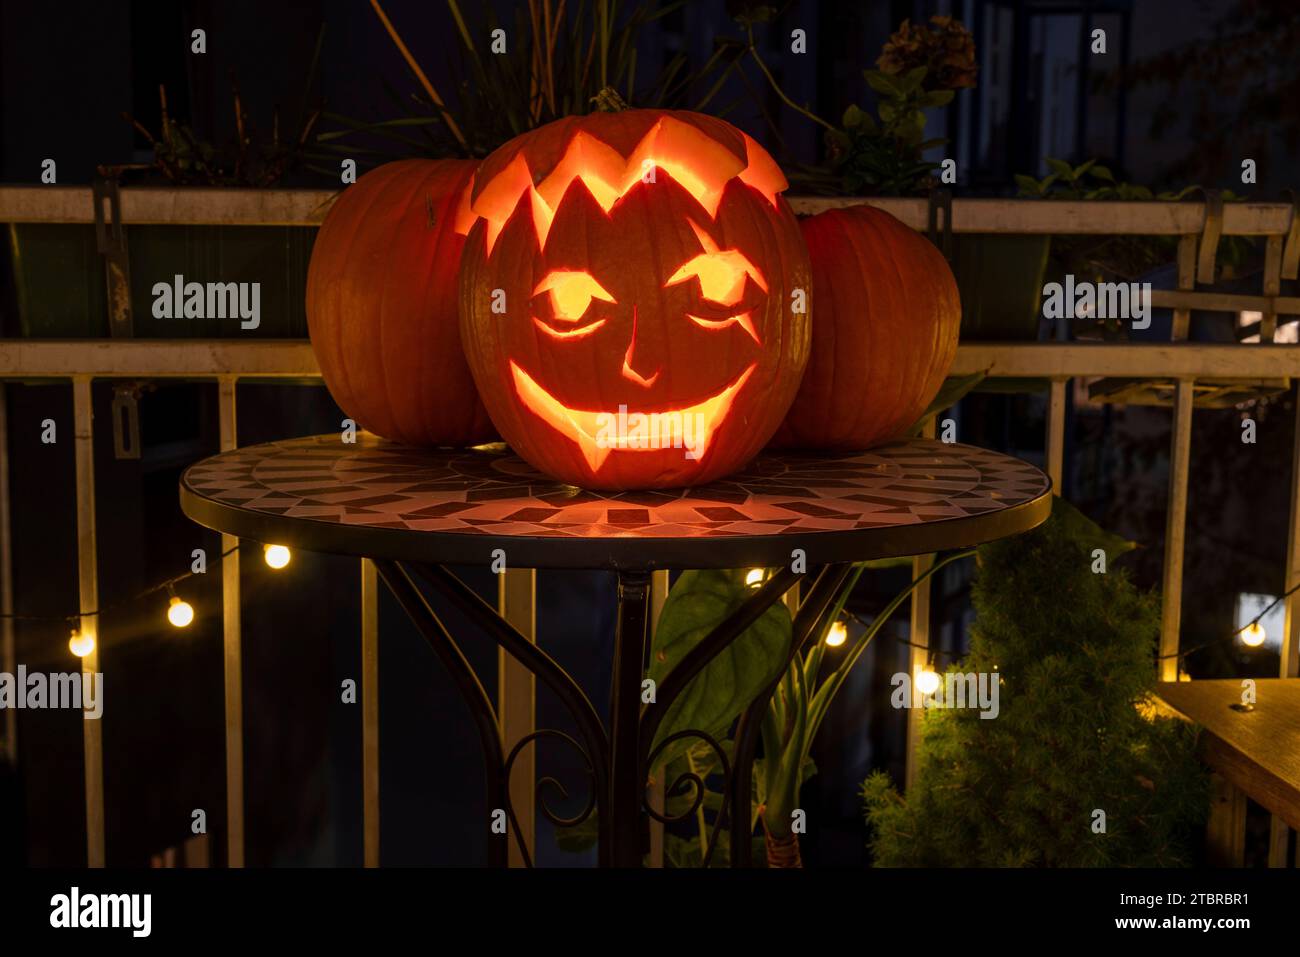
918,89,955,109
1052,496,1137,558
1089,164,1115,182
861,555,919,570
907,371,988,436
842,104,867,129
1045,157,1074,180
1014,174,1046,197
1072,158,1097,180
754,753,817,817
865,70,901,96
899,66,929,94
648,570,793,768
554,812,600,854
825,128,853,155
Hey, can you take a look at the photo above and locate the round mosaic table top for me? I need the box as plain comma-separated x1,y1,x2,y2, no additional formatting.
180,434,1052,571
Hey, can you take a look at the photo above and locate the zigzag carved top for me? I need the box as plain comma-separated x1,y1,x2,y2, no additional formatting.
466,111,789,252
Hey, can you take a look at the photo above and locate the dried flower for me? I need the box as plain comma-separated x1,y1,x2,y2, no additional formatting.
877,15,978,91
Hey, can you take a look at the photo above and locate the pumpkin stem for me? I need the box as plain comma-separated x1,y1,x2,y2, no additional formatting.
591,86,630,112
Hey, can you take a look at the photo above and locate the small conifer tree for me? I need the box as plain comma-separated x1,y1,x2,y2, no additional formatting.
863,499,1209,866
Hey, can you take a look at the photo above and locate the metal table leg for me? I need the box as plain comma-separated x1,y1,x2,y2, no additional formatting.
379,560,821,867
609,570,652,866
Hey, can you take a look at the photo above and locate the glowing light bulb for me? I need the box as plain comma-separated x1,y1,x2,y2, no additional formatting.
825,621,848,647
744,568,764,588
916,668,942,696
168,596,194,628
264,544,291,569
1241,622,1266,647
68,630,95,658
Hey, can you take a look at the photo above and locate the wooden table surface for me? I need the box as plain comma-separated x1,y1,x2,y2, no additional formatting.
1156,679,1300,829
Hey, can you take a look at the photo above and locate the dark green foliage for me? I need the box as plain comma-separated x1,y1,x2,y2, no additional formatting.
863,499,1209,866
648,569,792,770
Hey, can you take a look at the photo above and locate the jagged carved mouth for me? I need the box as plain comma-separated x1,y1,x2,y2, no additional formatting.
509,361,756,473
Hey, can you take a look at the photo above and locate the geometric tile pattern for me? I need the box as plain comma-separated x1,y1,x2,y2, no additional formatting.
182,433,1050,541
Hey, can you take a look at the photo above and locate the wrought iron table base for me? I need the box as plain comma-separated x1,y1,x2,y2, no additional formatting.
371,560,853,868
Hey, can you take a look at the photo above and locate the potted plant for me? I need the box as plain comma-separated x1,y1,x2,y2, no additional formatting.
720,12,1048,341
5,48,327,339
1016,159,1256,342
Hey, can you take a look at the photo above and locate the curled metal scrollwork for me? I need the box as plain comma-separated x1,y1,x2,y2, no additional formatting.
643,729,733,867
502,728,598,867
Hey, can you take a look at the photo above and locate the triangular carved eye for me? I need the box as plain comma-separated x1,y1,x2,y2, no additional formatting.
665,220,767,306
534,270,617,321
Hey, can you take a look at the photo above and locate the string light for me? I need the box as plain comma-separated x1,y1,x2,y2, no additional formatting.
852,570,1300,668
744,568,764,588
825,621,848,647
916,666,942,696
0,543,292,635
166,594,194,628
1240,622,1266,648
68,629,95,658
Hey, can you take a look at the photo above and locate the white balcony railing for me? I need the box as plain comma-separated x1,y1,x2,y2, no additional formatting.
1,186,1297,867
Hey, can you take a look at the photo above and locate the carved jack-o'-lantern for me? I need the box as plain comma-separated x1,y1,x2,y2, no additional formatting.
458,107,811,490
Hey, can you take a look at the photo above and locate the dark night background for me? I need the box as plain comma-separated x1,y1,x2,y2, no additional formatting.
1,0,1297,867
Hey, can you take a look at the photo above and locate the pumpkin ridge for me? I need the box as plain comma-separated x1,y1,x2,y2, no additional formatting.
308,159,490,448
822,214,848,443
322,162,404,432
772,204,958,452
416,163,474,443
371,168,423,440
396,166,430,443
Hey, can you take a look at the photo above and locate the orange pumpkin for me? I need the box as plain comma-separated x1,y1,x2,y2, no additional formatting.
306,159,495,447
771,205,960,451
457,109,811,489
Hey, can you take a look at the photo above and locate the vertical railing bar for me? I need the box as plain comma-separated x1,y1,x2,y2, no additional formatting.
498,568,536,866
646,569,670,868
72,376,104,867
905,555,934,792
1158,234,1198,682
905,416,938,791
1159,380,1194,681
1172,235,1196,342
361,558,380,867
1262,235,1282,342
217,376,244,867
1282,380,1300,680
0,386,16,767
1262,264,1287,914
1269,380,1300,866
1047,378,1068,493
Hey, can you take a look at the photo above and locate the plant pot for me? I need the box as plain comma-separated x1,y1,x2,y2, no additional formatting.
4,224,106,336
4,223,315,338
949,233,1049,341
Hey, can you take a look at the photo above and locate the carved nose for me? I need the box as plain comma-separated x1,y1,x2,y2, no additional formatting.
621,306,661,388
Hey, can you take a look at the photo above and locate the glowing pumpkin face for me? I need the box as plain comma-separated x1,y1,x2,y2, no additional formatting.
459,110,811,489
